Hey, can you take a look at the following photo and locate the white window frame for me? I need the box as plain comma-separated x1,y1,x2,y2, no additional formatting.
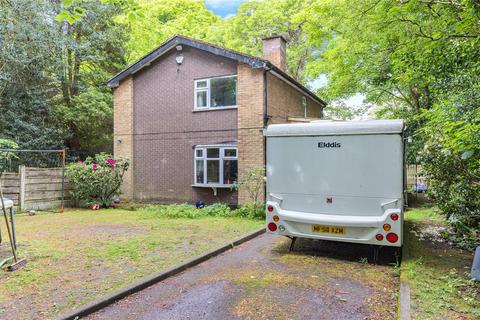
194,75,237,110
193,145,238,187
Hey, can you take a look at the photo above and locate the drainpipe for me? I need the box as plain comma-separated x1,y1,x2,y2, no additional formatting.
263,69,269,127
263,69,269,201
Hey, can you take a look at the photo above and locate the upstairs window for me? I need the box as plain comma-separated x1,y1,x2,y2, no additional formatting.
194,146,237,186
194,75,237,110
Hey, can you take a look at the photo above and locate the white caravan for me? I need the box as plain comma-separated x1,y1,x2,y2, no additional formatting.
265,120,405,249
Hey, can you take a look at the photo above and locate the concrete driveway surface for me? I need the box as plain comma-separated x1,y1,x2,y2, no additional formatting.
86,233,399,320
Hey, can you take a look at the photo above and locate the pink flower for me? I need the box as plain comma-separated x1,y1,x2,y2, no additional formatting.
106,159,116,165
92,164,99,170
79,161,85,165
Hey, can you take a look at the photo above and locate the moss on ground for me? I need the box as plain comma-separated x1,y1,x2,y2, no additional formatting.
402,207,480,319
0,208,262,319
205,237,398,320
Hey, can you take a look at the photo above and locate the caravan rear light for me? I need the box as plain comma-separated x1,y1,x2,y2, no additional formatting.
383,224,391,231
386,233,398,243
375,234,384,241
268,223,277,232
267,205,274,213
390,213,399,221
273,215,280,222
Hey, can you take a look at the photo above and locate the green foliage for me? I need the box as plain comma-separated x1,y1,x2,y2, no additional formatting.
206,0,322,82
0,139,19,154
303,0,480,246
125,0,321,81
56,0,129,154
145,203,264,220
0,0,66,149
232,202,265,220
422,103,480,250
402,214,480,318
125,0,219,62
233,166,266,214
0,0,128,154
0,138,19,172
145,203,228,219
55,87,114,155
57,0,140,24
66,153,129,207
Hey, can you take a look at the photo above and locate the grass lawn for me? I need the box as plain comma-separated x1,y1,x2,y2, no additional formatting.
0,208,262,319
403,207,480,319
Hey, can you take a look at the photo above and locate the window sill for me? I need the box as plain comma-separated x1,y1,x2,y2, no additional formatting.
192,106,237,112
192,184,234,189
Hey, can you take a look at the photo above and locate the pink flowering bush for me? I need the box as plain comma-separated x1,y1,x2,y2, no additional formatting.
66,153,129,207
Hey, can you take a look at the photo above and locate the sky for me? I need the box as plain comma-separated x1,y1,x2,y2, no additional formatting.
204,0,245,18
203,0,365,110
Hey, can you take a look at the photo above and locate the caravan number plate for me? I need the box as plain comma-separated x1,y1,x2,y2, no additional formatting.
311,225,346,235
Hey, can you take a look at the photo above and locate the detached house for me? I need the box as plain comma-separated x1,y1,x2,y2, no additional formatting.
108,35,326,205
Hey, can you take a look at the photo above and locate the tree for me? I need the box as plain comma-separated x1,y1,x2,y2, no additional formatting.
125,0,219,62
303,0,480,247
206,0,323,82
54,0,129,154
0,0,65,149
1,0,129,154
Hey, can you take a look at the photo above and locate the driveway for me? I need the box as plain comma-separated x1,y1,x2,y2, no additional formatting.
86,233,399,320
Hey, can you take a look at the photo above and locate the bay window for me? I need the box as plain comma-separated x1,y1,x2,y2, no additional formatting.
194,75,237,110
194,145,237,186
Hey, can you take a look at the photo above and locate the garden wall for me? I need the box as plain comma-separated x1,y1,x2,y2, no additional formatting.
1,166,68,210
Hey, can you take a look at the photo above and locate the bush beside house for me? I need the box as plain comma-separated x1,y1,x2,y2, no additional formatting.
67,153,129,208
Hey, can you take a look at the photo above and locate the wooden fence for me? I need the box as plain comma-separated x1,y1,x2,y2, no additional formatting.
406,164,427,192
1,166,68,210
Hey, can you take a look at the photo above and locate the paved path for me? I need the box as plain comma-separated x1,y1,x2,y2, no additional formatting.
87,234,398,320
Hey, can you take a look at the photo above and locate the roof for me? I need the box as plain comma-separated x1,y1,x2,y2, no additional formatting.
264,119,405,136
106,35,326,106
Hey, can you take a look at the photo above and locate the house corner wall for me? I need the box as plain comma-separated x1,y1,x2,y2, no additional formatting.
267,72,324,123
237,64,265,205
113,76,134,200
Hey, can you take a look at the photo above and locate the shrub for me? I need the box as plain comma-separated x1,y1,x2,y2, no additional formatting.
67,153,129,207
232,202,265,220
421,102,480,250
144,203,264,220
0,138,18,172
233,166,266,216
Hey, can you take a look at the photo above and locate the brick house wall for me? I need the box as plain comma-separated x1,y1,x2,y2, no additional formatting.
111,36,324,206
125,47,238,204
267,73,323,123
113,76,134,199
236,64,265,204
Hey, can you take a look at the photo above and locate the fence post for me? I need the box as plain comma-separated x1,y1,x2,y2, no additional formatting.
19,165,26,211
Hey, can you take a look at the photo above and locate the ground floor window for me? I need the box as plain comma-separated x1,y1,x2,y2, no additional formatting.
194,145,237,186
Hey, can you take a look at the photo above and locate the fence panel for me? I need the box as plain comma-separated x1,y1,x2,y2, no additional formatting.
1,172,20,204
0,166,68,211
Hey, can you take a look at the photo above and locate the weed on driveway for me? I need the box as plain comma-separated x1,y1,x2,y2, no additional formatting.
88,234,399,320
0,208,262,319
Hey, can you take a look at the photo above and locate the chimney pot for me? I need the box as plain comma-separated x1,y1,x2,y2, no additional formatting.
262,35,287,72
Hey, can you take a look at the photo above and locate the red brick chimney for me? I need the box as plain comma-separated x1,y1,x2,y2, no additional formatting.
262,35,287,72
